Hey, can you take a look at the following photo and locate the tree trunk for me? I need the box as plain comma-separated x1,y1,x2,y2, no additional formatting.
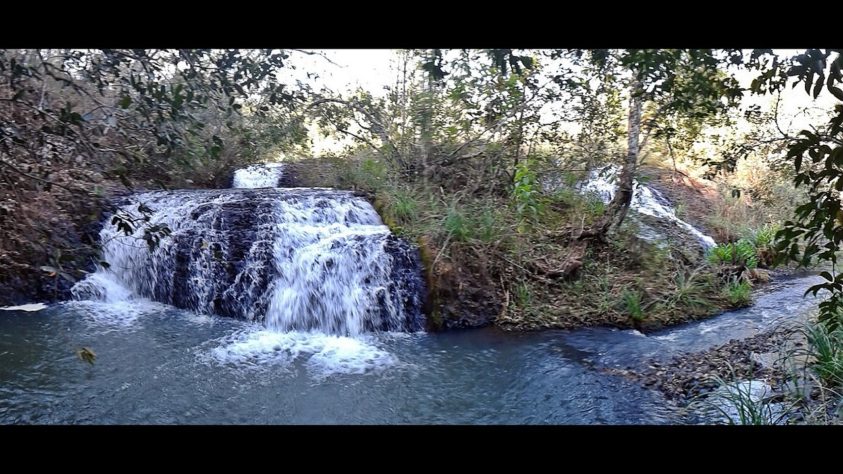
580,76,643,241
559,76,643,280
513,105,525,183
420,71,434,185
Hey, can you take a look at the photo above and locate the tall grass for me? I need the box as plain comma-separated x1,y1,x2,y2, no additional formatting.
444,206,472,242
705,373,791,425
799,322,843,388
622,289,645,322
723,278,752,307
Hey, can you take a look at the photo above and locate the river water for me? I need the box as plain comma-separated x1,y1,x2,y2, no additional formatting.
0,273,820,424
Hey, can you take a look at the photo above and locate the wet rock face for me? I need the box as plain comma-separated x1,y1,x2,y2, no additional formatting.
73,188,428,335
166,191,275,320
436,268,501,330
440,292,500,329
383,234,427,332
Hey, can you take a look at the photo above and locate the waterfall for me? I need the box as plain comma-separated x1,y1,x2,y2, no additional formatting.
232,163,285,188
580,166,716,249
71,166,426,337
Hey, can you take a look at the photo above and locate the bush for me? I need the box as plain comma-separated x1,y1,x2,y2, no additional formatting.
707,239,758,269
513,160,546,231
801,323,843,388
622,289,645,322
664,269,716,315
723,278,752,307
444,206,472,242
751,224,779,267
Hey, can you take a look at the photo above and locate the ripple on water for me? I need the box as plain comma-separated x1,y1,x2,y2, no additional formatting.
62,299,170,329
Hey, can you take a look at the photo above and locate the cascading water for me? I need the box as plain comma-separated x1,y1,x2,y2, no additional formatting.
232,163,285,188
580,165,716,249
72,165,426,340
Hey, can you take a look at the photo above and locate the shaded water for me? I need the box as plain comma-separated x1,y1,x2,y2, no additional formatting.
0,273,820,424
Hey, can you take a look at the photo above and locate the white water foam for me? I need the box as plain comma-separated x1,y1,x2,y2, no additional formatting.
209,328,397,377
63,298,171,328
232,163,284,188
0,303,48,312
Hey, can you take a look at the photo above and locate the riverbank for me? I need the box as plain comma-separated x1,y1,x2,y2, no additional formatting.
607,271,843,424
631,325,798,401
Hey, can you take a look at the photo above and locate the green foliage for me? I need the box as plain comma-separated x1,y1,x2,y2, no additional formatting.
444,206,472,242
109,203,172,252
752,224,777,249
752,49,843,327
0,49,303,173
723,278,752,307
585,197,606,218
621,289,645,322
707,239,759,269
391,191,418,222
663,269,716,314
801,322,843,387
475,208,503,243
751,224,779,267
513,161,545,230
514,281,532,308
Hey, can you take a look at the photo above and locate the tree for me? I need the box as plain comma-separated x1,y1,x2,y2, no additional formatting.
556,49,744,240
754,49,843,328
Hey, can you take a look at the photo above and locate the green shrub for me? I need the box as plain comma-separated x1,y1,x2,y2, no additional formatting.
751,224,779,267
801,323,843,387
707,239,758,269
665,269,715,314
475,208,502,243
513,161,545,230
622,289,645,322
391,190,417,222
514,281,532,308
444,206,472,242
723,278,752,307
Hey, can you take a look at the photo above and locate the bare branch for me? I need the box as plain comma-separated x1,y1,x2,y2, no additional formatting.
290,50,342,67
